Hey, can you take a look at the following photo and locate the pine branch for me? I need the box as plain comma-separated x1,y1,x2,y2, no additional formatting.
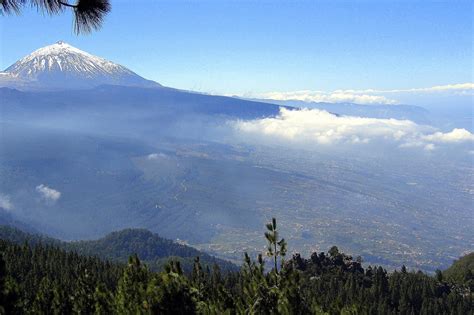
0,0,110,34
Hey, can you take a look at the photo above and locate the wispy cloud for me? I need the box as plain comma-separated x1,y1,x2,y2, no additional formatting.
232,108,474,149
0,194,13,211
36,184,61,202
147,152,168,160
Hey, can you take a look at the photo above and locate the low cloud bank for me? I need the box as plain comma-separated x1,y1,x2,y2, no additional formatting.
248,83,473,105
232,108,473,150
334,83,474,94
36,184,61,202
257,91,398,105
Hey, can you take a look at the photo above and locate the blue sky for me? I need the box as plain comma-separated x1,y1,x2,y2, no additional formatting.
1,0,472,98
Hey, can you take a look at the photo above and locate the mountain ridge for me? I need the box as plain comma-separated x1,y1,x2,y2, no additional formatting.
0,225,237,272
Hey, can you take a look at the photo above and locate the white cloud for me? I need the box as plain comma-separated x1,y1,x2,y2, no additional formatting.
335,83,474,94
423,143,436,151
232,108,474,149
0,194,13,211
234,108,422,145
36,184,61,202
147,152,168,160
257,90,398,105
247,82,473,105
421,128,474,143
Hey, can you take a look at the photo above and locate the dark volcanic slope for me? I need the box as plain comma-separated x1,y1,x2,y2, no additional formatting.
0,85,283,120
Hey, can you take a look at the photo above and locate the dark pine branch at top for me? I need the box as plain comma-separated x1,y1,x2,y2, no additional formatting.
0,0,111,34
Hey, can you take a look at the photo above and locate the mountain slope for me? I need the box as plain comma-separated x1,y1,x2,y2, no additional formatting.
0,209,40,235
67,228,238,271
0,225,237,272
0,85,282,121
443,253,474,286
0,41,159,90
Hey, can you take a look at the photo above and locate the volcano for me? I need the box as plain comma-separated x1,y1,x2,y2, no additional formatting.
0,41,160,90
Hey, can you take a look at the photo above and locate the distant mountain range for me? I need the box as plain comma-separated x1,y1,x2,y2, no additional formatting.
0,41,159,90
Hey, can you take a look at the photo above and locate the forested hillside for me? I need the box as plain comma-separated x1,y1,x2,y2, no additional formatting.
0,220,472,314
443,253,474,289
0,226,236,273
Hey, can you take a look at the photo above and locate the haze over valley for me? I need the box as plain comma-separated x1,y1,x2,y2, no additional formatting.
1,42,472,273
2,2,474,313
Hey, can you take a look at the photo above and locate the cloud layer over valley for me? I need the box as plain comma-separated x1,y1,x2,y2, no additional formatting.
255,90,398,105
232,108,474,151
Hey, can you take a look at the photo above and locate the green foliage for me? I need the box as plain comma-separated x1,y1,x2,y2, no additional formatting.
443,252,474,290
115,254,149,314
0,254,19,314
0,222,472,314
0,239,122,314
265,218,287,274
0,225,237,273
146,260,196,314
94,283,114,315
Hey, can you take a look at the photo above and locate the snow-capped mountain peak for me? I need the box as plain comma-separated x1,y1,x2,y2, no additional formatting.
1,41,160,90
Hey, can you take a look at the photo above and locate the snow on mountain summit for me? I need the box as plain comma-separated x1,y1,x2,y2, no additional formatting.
6,41,130,77
1,41,160,90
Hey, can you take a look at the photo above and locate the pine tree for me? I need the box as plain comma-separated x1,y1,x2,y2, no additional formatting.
0,254,18,314
93,283,114,315
265,218,287,274
71,269,96,314
1,223,473,314
145,260,196,314
32,277,55,314
115,254,148,314
0,0,110,34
